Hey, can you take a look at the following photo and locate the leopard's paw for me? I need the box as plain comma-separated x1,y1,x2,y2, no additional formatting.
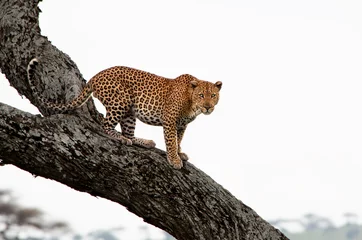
105,129,132,145
115,135,132,145
167,156,183,169
179,152,189,161
120,136,133,145
132,138,156,148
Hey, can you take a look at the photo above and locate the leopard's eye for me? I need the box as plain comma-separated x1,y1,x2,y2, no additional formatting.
199,93,204,98
211,93,216,98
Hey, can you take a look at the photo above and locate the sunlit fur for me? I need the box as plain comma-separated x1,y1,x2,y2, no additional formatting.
27,59,222,169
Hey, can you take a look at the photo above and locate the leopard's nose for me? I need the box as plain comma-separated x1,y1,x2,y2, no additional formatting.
204,103,212,110
204,106,213,113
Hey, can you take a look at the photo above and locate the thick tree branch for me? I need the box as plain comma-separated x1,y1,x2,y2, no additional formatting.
0,0,289,239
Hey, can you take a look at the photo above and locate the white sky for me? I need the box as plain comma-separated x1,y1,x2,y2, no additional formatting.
0,0,362,237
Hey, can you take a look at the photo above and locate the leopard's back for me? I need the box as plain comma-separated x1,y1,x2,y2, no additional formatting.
90,66,170,126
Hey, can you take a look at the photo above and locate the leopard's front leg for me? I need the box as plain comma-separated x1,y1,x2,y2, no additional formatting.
177,126,189,161
163,122,183,169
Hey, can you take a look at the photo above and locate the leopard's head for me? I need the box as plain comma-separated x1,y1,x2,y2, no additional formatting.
191,80,222,115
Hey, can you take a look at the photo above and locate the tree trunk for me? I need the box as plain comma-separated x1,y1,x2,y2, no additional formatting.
0,1,289,239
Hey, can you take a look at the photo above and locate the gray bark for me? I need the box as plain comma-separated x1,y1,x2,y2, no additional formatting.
0,0,289,239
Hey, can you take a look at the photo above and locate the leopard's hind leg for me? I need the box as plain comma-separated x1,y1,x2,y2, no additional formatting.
121,114,156,148
103,107,132,145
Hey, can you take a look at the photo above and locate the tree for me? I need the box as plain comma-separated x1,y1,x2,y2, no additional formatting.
0,1,288,239
301,213,335,232
344,212,359,225
0,189,68,239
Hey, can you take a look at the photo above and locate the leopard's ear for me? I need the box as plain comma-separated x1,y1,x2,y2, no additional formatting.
190,80,198,88
215,81,222,90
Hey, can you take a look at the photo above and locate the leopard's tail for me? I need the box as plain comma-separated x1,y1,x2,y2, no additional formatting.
27,58,93,112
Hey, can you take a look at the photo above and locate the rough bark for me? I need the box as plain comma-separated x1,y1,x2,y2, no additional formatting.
0,0,289,239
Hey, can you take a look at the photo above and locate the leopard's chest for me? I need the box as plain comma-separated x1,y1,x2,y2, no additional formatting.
177,115,197,126
135,107,198,127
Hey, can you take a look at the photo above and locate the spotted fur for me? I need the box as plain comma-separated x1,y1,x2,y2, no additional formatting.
27,58,222,169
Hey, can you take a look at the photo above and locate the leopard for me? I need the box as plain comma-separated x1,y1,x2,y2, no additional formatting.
27,58,222,169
